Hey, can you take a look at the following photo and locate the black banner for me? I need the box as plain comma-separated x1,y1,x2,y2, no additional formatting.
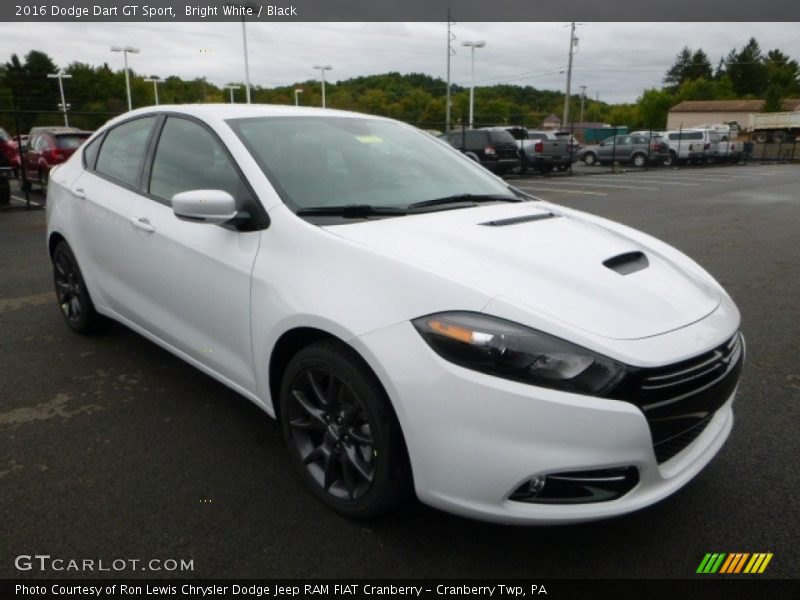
2,0,800,22
3,579,799,600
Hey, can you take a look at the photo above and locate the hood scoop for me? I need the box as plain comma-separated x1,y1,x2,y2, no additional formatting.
480,212,559,227
604,251,649,275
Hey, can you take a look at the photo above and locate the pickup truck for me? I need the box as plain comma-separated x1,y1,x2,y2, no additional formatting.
481,127,574,174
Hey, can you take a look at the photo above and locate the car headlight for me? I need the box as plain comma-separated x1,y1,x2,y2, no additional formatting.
412,312,626,395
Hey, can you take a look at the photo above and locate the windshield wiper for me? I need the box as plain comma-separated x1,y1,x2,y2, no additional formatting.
296,204,407,218
407,193,522,209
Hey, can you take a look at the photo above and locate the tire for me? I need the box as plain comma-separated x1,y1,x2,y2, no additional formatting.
537,164,554,175
280,340,412,518
662,152,674,168
464,151,480,163
52,241,104,334
583,152,597,166
754,132,768,144
772,130,787,143
518,154,528,176
632,153,647,168
40,169,48,192
21,178,31,192
556,164,569,172
0,179,10,205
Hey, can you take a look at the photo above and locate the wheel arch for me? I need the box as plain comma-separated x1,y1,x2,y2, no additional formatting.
48,231,67,258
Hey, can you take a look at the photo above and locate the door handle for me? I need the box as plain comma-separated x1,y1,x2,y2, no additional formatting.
130,217,155,233
71,187,86,199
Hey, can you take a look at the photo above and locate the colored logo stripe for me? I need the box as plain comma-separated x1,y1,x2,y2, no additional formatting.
697,552,773,574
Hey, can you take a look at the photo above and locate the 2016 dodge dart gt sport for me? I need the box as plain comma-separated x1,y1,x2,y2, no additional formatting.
45,105,744,524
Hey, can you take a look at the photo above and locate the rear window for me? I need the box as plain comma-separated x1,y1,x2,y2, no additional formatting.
669,132,703,141
56,134,90,149
0,129,9,142
488,131,516,145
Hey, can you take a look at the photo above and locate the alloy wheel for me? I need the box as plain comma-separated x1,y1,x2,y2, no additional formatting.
53,249,83,324
287,367,376,501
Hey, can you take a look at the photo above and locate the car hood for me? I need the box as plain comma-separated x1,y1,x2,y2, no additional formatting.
323,202,721,340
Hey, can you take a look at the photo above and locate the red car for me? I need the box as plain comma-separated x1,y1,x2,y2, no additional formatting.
22,127,91,191
0,127,21,175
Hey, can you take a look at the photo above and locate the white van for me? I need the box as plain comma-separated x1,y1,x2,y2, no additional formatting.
663,129,721,164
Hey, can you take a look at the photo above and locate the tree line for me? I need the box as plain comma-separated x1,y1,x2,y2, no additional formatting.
1,38,798,135
618,38,800,130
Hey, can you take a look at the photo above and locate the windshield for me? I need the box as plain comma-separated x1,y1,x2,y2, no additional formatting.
227,116,515,212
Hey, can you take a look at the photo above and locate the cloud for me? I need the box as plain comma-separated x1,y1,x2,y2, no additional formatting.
2,22,798,103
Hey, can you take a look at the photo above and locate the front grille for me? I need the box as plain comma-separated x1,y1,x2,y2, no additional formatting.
612,333,743,464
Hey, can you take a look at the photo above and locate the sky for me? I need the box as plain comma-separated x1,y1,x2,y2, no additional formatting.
1,21,799,104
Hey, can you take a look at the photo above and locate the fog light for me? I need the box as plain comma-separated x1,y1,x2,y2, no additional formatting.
509,467,639,504
529,475,546,495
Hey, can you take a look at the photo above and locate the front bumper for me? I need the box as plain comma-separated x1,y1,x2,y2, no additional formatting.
354,321,736,525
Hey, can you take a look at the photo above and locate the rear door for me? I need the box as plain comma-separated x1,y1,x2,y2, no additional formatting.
121,114,261,391
70,115,159,313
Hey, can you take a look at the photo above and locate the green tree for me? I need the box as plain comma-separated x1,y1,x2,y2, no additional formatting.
726,38,768,96
637,88,674,128
763,84,783,112
665,47,712,89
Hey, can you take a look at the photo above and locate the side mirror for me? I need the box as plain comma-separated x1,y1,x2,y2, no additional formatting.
171,189,238,225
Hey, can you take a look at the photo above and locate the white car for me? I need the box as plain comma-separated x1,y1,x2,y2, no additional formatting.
46,105,743,525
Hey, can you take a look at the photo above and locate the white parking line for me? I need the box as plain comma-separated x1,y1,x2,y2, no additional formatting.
544,181,659,191
516,187,608,196
11,195,43,207
578,177,699,186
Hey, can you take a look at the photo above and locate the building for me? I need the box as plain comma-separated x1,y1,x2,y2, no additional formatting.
541,113,561,129
667,99,800,131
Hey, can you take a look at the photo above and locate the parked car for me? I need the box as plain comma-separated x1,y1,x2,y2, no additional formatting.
439,129,520,175
662,129,721,165
22,128,91,190
481,127,576,174
579,134,670,167
0,127,21,177
0,152,12,204
47,105,743,524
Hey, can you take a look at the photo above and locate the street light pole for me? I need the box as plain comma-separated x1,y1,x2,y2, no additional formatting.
47,70,72,127
462,40,486,129
144,77,164,105
111,46,140,111
294,88,303,106
224,85,241,103
313,65,333,108
241,19,252,103
579,85,586,124
446,8,456,132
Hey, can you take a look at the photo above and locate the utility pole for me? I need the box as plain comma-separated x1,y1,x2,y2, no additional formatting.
562,22,577,128
47,70,72,127
579,85,586,124
446,8,456,132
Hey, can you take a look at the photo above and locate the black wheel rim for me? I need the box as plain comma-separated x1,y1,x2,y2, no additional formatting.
287,368,376,501
54,251,82,323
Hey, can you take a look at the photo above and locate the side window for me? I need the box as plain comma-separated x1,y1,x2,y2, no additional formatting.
95,116,157,188
82,135,103,169
464,131,486,149
149,117,251,205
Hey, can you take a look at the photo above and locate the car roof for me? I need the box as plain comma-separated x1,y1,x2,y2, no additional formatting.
104,104,387,131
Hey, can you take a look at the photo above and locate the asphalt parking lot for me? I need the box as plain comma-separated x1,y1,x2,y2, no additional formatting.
1,163,799,579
